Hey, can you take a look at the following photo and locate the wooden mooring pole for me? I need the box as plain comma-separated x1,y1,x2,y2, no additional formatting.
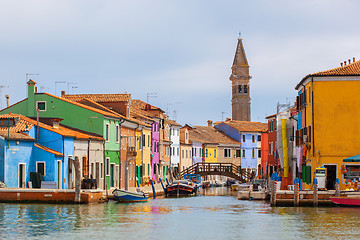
294,178,300,207
313,178,318,207
74,157,81,203
335,178,340,196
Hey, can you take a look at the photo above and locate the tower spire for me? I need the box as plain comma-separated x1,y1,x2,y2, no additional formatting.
230,37,251,121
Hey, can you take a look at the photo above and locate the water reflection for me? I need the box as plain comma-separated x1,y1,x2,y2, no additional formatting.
0,188,359,239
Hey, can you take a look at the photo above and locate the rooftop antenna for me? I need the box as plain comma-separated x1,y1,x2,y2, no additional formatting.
71,86,78,94
0,85,9,109
55,81,66,96
67,82,77,93
26,73,39,96
221,111,227,121
172,102,182,122
238,32,241,38
146,93,157,104
277,102,291,114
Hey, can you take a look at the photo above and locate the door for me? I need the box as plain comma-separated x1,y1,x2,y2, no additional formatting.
95,162,100,188
110,164,114,188
68,158,73,189
325,165,337,190
57,160,62,189
19,164,26,188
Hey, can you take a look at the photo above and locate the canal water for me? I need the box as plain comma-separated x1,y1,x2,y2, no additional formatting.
1,187,360,240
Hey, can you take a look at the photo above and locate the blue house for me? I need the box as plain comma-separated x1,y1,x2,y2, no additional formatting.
0,113,101,189
215,120,267,171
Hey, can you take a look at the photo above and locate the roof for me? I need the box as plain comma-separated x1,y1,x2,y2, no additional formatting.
0,114,34,132
132,99,163,112
34,143,63,157
191,126,240,145
164,118,181,127
62,93,131,103
265,114,276,119
0,131,35,141
217,120,268,133
43,93,120,118
296,59,360,90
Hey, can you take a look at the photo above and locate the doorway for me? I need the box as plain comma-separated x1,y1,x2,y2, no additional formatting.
19,164,26,188
110,164,114,188
324,165,337,190
57,160,62,189
96,162,100,188
68,158,73,189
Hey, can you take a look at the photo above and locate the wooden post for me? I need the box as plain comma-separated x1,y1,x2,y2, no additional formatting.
74,157,81,203
270,179,275,206
335,178,340,196
313,178,318,207
274,180,277,206
294,178,299,207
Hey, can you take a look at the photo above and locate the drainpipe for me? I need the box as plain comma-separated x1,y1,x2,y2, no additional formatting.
311,77,315,157
118,118,125,188
36,109,40,141
62,135,65,189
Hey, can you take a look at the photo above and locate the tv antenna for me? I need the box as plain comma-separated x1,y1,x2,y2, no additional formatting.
0,85,9,109
146,93,157,103
55,81,66,96
67,82,78,93
221,111,228,121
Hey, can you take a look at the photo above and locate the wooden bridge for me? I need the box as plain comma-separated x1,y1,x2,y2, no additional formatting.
177,162,254,183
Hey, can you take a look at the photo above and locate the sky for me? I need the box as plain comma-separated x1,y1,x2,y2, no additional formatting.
1,0,360,125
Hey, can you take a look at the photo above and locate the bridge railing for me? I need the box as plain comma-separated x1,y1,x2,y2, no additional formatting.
178,162,253,182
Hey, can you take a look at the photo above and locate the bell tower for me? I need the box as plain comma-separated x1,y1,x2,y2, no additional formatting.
230,37,251,121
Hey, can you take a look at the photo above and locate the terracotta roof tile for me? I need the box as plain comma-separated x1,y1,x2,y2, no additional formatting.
0,131,35,141
0,114,34,132
191,126,241,145
296,59,360,89
132,99,163,112
217,120,268,133
34,143,63,157
62,93,131,103
164,118,181,127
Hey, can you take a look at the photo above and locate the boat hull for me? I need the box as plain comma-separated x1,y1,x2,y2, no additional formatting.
165,184,196,197
330,196,360,207
112,189,149,203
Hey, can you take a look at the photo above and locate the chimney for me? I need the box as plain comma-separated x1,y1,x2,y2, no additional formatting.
353,57,356,63
52,118,61,129
5,95,9,107
226,118,231,122
344,61,347,66
341,62,343,67
349,59,351,64
61,91,66,97
207,120,213,127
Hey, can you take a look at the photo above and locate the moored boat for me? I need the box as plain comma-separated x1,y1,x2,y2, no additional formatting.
165,180,197,197
330,196,360,207
112,188,149,203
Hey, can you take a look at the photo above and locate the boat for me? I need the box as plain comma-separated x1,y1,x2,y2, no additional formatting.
202,181,210,188
165,180,197,197
330,196,360,207
183,174,203,188
112,188,149,203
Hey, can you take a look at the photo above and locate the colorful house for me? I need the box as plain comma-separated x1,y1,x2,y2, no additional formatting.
294,58,360,190
179,127,192,171
265,114,277,176
1,81,124,190
214,120,267,175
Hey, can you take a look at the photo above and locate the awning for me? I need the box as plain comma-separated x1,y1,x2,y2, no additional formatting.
343,154,360,162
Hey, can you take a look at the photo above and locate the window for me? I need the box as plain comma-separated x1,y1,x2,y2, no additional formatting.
244,85,248,93
186,150,188,158
205,149,208,158
214,149,216,158
182,150,184,159
252,149,255,158
252,135,255,143
82,156,88,177
105,124,110,142
242,135,246,142
36,162,45,176
258,135,261,142
91,163,94,178
36,101,46,111
177,147,179,156
236,149,241,158
185,132,188,140
106,158,110,176
148,135,150,147
242,149,246,158
100,162,104,178
258,149,261,158
116,125,119,143
224,148,231,158
238,85,242,93
269,143,272,155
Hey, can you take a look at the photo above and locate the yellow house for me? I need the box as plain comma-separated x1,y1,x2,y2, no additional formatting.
295,58,360,190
